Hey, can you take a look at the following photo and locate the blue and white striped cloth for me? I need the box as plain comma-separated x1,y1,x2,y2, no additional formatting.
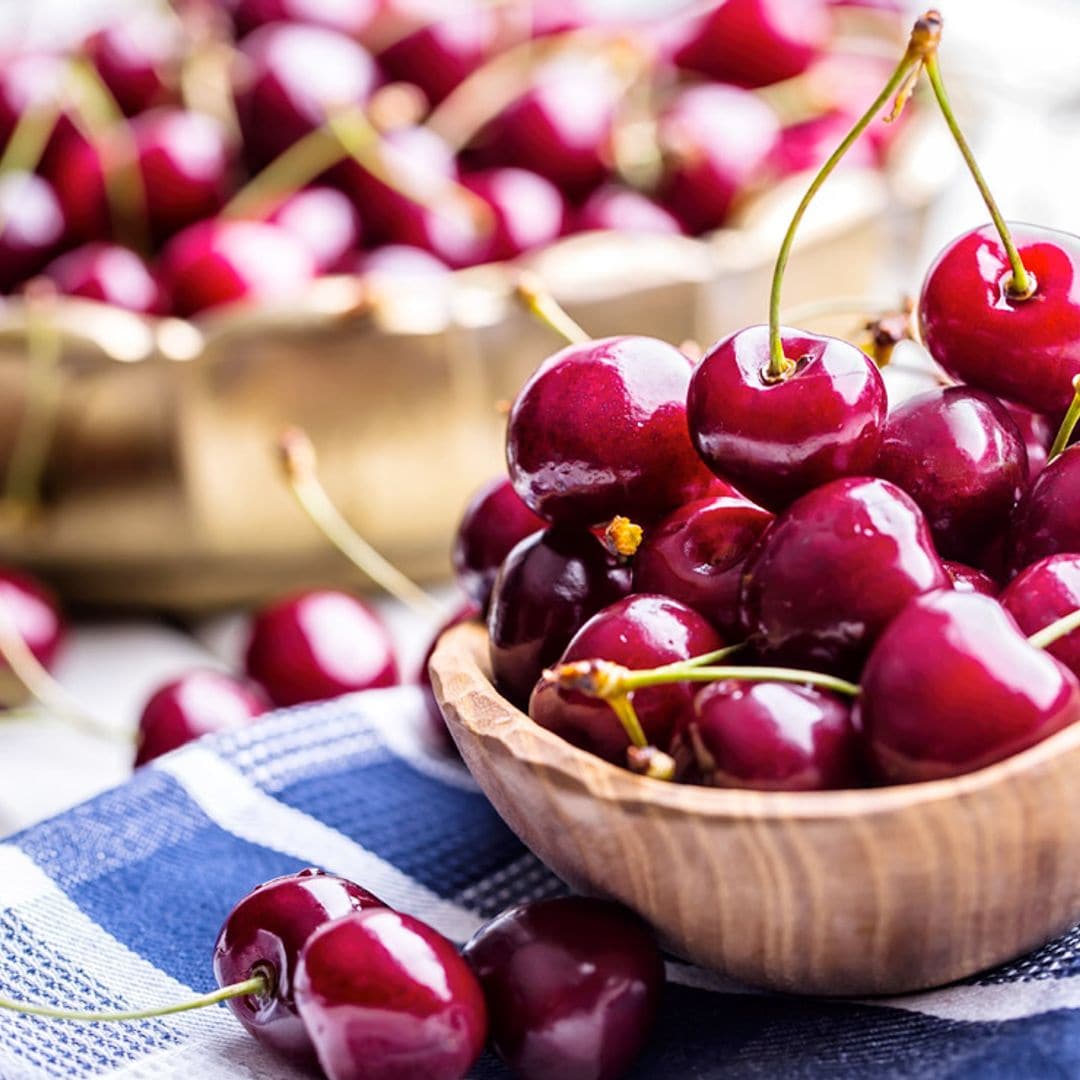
0,686,1078,1079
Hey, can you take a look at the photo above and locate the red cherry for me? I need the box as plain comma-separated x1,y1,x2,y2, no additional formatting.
84,13,181,116
1004,401,1053,482
213,868,384,1062
919,224,1080,415
944,560,999,597
228,0,378,38
683,681,863,790
159,218,317,317
632,495,773,639
1000,554,1080,680
858,589,1080,784
244,589,398,707
1007,446,1080,578
769,110,877,177
740,476,949,675
267,185,362,273
134,670,270,766
452,477,546,614
0,569,64,692
294,907,487,1080
576,185,684,236
0,172,65,291
353,243,450,279
507,336,713,526
530,594,724,764
463,897,665,1080
687,325,887,509
457,167,566,265
43,242,163,314
0,53,72,150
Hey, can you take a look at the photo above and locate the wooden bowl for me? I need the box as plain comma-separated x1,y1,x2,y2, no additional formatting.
430,621,1080,997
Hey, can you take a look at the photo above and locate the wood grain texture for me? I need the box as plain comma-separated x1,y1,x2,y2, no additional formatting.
430,621,1080,996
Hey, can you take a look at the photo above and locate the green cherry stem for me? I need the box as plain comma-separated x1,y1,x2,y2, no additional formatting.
1028,607,1080,651
514,271,590,346
1048,375,1080,462
766,11,940,380
0,974,268,1024
618,664,862,697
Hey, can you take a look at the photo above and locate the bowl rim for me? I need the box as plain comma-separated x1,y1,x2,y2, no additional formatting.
433,619,1080,823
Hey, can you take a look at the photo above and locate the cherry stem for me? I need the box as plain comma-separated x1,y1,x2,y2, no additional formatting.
277,427,444,622
1048,376,1080,462
766,11,940,380
0,973,268,1023
0,99,61,177
922,52,1033,301
1028,607,1080,651
514,271,590,346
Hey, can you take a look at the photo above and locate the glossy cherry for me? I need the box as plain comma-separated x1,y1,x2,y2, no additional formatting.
0,172,65,292
1007,446,1080,577
452,477,546,613
657,84,781,234
919,224,1080,415
228,0,379,38
457,167,566,265
740,476,949,675
1000,555,1080,680
944,560,998,596
159,218,317,316
530,594,724,764
0,569,65,698
633,495,773,638
244,589,398,707
213,867,384,1061
134,670,270,766
267,185,362,274
873,386,1027,562
682,681,863,790
43,243,163,313
463,897,665,1080
769,111,877,177
0,53,78,164
507,336,714,526
858,589,1080,784
294,906,487,1080
487,527,630,708
84,13,180,116
1005,401,1053,482
688,325,887,509
576,185,684,236
354,243,450,280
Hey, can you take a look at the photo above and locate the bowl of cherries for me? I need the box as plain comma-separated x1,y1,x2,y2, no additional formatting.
431,10,1080,998
0,0,948,612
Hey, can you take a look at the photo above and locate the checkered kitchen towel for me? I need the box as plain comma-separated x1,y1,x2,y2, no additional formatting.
0,686,1079,1080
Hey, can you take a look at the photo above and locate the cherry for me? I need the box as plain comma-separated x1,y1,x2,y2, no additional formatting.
267,185,362,273
1005,401,1053,482
656,84,781,234
228,0,378,39
0,569,64,701
134,670,270,766
687,325,887,509
0,53,75,156
507,336,714,526
244,589,398,707
159,218,317,316
1000,555,1080,680
858,589,1080,784
84,13,181,117
873,386,1028,562
353,243,450,279
740,476,949,675
682,680,863,790
294,906,487,1080
769,111,877,177
576,185,684,236
0,172,65,292
632,495,773,639
672,0,830,88
944,560,998,597
487,526,630,707
452,477,546,614
43,243,163,314
530,594,724,765
419,599,481,747
213,867,384,1061
233,22,378,170
463,897,665,1080
457,167,566,265
1007,446,1080,578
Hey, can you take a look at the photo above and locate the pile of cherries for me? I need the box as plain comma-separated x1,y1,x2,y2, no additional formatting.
0,0,910,316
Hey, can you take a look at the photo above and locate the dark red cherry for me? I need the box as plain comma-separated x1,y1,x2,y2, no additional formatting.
159,218,317,316
633,495,773,638
657,84,780,234
944,560,999,596
858,589,1080,784
1007,446,1080,578
1000,555,1080,680
530,594,724,764
452,477,546,613
0,53,74,153
687,325,887,509
873,386,1028,563
267,185,361,273
43,243,163,313
458,167,566,264
0,173,65,291
919,224,1080,415
229,0,378,38
487,527,631,708
84,13,181,116
683,681,862,790
213,868,384,1062
769,110,877,177
245,589,398,707
576,184,684,236
463,897,664,1080
419,599,481,747
507,336,712,526
134,670,270,766
234,23,378,170
1004,401,1053,482
294,907,487,1080
0,569,64,703
740,476,949,675
672,0,829,87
